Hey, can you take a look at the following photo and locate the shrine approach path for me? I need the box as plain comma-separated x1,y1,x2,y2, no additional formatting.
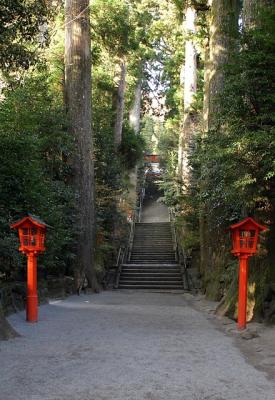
1,291,275,400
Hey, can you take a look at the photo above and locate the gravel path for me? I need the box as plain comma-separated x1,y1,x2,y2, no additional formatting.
1,291,275,400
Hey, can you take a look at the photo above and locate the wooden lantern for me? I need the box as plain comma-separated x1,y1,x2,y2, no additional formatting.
230,217,267,256
230,217,267,329
11,215,46,254
11,214,48,322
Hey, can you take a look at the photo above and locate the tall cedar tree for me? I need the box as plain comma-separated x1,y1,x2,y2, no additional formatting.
178,3,197,189
200,0,240,298
65,0,99,291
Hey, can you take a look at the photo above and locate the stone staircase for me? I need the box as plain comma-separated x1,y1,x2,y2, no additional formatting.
118,223,184,290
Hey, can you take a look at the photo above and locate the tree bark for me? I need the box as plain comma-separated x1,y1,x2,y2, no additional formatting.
242,0,269,28
243,0,259,27
65,0,99,290
129,79,142,134
114,57,127,148
243,0,270,29
200,0,239,298
208,0,239,129
178,5,198,189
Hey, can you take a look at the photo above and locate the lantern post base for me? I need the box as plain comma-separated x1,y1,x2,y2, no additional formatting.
237,254,249,330
26,296,38,323
26,252,38,323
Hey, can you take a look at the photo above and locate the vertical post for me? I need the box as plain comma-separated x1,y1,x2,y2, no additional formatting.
238,255,249,330
26,252,38,322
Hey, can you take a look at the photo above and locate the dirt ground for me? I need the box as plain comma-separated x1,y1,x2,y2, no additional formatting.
140,192,275,383
1,291,275,400
184,293,275,382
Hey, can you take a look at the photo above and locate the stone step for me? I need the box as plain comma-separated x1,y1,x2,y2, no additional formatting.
133,238,172,241
131,257,176,260
135,233,172,236
131,255,175,258
122,270,181,275
134,239,173,242
132,242,173,245
120,279,182,285
135,228,171,230
118,284,184,289
117,221,183,290
130,256,176,259
130,260,176,263
131,249,175,256
120,277,182,282
135,231,171,233
121,272,181,277
134,235,172,237
124,265,179,268
135,231,171,234
132,244,174,247
131,250,175,256
121,269,181,274
136,225,171,227
123,263,179,267
132,248,174,250
131,249,174,252
128,260,177,264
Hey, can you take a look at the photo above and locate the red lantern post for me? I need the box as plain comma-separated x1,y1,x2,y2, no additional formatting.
11,215,47,323
230,217,267,330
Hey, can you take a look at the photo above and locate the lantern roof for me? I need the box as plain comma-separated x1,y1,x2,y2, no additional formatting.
230,217,267,232
11,214,50,229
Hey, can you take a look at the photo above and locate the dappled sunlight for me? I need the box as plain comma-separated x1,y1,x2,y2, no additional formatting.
247,282,256,322
234,281,256,322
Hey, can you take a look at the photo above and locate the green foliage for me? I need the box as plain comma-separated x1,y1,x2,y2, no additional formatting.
91,46,145,264
157,118,179,167
92,56,124,223
0,72,75,278
0,0,52,71
91,0,138,57
194,6,275,229
119,125,145,170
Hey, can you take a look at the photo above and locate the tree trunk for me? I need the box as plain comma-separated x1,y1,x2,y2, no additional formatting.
243,0,271,30
129,79,142,134
114,57,127,148
128,76,142,213
243,0,275,317
199,36,210,278
200,0,239,298
65,0,99,290
243,0,259,27
208,0,239,129
242,0,269,28
178,5,197,189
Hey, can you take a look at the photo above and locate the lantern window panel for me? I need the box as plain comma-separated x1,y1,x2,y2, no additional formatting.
30,236,37,246
240,230,256,249
240,230,255,238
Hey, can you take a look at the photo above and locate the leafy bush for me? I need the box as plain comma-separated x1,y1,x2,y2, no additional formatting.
0,73,75,279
